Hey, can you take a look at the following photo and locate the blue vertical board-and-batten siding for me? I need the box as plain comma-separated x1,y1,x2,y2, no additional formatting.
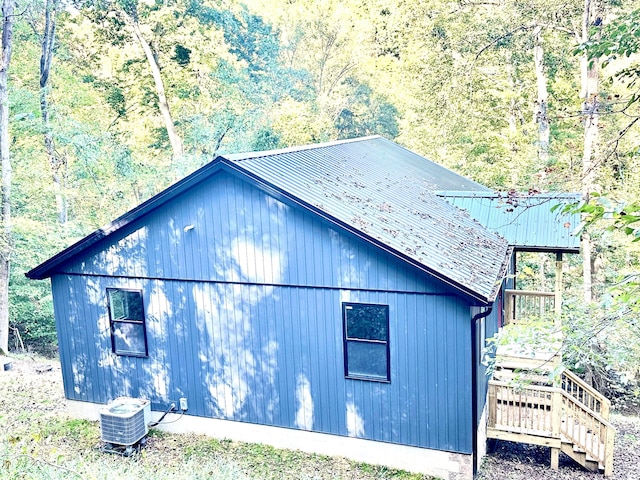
64,170,449,294
51,170,475,454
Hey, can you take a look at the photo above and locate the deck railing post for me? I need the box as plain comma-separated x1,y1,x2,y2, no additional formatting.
601,398,610,420
604,425,615,476
554,253,563,327
505,292,514,325
551,390,562,438
539,295,545,319
488,382,497,428
550,389,562,470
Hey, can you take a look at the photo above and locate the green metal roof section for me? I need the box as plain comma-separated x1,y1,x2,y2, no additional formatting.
228,136,511,303
437,191,581,253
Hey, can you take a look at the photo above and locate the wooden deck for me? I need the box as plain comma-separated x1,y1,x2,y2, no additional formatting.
488,360,615,476
488,289,615,476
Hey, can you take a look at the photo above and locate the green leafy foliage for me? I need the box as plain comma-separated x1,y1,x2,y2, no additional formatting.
562,298,640,413
560,194,640,241
7,217,79,354
8,276,55,353
579,9,640,70
555,194,640,412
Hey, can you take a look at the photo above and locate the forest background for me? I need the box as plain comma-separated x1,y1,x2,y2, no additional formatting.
1,0,639,412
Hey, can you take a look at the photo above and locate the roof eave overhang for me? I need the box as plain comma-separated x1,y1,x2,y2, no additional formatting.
512,246,580,254
493,245,514,300
25,159,229,280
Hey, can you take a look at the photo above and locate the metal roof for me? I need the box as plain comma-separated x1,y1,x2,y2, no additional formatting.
227,135,492,192
228,136,511,303
27,136,512,304
438,191,581,252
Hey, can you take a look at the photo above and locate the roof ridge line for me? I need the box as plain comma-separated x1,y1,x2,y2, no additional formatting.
436,191,581,197
224,135,382,162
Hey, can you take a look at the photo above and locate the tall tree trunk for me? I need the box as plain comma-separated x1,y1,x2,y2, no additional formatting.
534,25,549,165
506,50,517,136
39,0,66,224
580,0,602,303
0,0,15,355
124,12,183,162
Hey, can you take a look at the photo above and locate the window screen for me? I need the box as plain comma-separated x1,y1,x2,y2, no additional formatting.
107,288,148,357
343,303,390,381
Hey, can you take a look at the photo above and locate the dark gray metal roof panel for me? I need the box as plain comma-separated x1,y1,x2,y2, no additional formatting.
438,191,580,252
227,136,493,192
227,137,510,302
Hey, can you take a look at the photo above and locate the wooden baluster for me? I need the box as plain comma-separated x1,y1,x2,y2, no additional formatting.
488,384,496,428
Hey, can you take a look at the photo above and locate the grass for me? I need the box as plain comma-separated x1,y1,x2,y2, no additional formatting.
0,413,433,480
0,446,251,480
0,356,436,479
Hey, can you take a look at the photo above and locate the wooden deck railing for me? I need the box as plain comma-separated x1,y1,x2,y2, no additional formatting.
488,371,615,476
504,289,555,325
561,369,611,419
560,391,615,476
488,380,558,437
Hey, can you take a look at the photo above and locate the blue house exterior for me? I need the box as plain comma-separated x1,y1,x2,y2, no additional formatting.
28,137,527,479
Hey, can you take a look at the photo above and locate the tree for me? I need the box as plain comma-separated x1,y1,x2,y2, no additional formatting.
533,25,550,165
79,0,183,162
242,0,398,143
580,7,640,153
33,0,67,224
570,4,640,310
580,0,604,303
0,0,15,355
123,3,183,161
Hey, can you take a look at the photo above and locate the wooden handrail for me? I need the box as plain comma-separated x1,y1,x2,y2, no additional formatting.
489,379,556,393
561,368,611,419
560,389,615,475
505,289,555,297
560,390,614,428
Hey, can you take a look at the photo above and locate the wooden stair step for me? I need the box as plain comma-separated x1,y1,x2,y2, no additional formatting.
488,366,614,476
560,442,600,473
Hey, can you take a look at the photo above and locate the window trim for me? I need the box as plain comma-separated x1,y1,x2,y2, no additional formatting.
107,288,149,358
342,302,391,382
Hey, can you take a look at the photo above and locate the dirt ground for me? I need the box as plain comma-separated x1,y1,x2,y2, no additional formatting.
1,355,639,480
478,417,640,480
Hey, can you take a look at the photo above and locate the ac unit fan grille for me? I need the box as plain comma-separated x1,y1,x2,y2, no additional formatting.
100,398,150,446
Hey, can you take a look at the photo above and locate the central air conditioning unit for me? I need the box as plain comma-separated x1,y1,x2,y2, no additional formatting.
100,397,151,448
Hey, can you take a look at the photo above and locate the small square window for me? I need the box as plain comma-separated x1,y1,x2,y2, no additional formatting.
343,303,390,382
107,288,148,357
